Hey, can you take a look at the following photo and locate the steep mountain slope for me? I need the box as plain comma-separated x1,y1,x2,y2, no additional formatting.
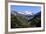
29,12,41,27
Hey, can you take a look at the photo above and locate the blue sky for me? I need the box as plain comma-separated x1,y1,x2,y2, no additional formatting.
11,5,41,14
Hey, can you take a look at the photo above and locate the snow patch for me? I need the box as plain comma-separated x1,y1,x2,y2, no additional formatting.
18,11,33,15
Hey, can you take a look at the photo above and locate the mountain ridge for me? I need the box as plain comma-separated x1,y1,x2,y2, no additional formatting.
11,11,34,20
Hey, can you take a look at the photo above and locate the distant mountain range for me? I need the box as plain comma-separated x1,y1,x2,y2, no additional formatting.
11,11,41,22
11,11,34,20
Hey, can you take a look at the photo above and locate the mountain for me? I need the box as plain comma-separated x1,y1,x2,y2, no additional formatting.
11,11,32,28
11,11,41,28
35,12,41,18
11,11,34,20
28,12,41,27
